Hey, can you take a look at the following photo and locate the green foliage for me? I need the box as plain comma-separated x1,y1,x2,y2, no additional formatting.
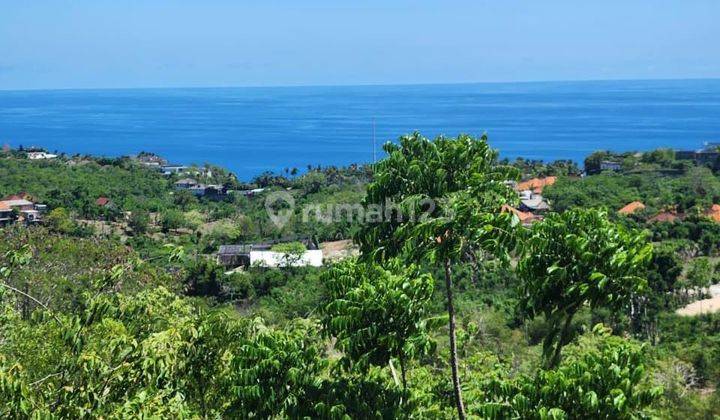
518,208,652,367
322,260,441,381
160,209,186,232
474,325,660,419
270,241,307,254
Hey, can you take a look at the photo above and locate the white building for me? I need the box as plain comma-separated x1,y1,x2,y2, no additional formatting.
249,250,323,268
27,152,58,160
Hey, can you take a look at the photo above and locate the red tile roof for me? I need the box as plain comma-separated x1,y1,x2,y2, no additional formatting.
96,197,111,206
618,201,645,215
648,211,680,223
706,204,720,222
516,176,557,194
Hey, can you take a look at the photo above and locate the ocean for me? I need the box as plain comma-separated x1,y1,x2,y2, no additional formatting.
1,79,719,180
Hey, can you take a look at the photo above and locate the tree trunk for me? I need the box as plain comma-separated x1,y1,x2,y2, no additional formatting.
399,353,407,392
444,259,466,420
548,314,574,369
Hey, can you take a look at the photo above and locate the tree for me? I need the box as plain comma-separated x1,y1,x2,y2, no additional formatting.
44,207,75,234
127,210,150,235
355,132,520,418
685,257,713,298
477,325,660,419
160,209,186,232
321,259,441,391
518,208,652,368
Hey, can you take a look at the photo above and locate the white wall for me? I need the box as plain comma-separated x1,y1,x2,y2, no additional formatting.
249,250,323,268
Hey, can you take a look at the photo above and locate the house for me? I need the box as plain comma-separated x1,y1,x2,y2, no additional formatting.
175,178,199,190
516,176,557,194
27,151,58,160
0,202,14,225
600,161,622,171
517,190,550,212
618,201,645,215
217,239,322,269
235,188,266,197
676,142,720,165
161,164,188,176
135,153,167,168
0,195,45,224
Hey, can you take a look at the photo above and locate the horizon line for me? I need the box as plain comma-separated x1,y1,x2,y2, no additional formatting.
1,76,719,93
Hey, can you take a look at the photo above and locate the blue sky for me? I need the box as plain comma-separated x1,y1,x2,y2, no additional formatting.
0,0,718,90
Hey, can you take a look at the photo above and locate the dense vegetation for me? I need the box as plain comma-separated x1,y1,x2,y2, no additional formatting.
2,137,720,418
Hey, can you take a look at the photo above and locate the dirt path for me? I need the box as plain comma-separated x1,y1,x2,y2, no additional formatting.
677,285,720,316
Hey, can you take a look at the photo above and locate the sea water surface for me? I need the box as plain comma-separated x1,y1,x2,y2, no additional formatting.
1,79,719,180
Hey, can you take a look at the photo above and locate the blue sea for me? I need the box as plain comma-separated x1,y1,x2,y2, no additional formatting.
1,79,719,180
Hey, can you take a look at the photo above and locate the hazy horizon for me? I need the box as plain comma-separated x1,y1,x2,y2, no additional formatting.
2,1,718,90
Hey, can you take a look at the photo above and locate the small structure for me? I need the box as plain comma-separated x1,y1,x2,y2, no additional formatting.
518,192,550,212
217,239,323,269
0,194,45,224
96,197,113,208
676,142,720,165
618,201,645,216
161,164,188,176
27,151,58,160
250,249,323,268
175,178,199,190
0,202,13,225
217,244,252,268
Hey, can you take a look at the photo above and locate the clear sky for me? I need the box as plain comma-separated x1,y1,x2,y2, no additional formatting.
1,0,718,90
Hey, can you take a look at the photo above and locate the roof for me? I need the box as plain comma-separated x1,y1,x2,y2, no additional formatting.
0,199,34,207
96,197,111,206
516,176,557,194
706,204,720,222
175,178,198,185
501,205,536,223
0,202,10,211
618,201,645,215
648,211,680,223
2,192,31,201
520,196,550,211
218,244,252,255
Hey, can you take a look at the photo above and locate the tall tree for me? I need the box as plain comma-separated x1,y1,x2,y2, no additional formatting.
355,132,520,418
518,208,652,368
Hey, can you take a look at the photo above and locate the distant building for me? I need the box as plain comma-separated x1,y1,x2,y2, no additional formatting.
600,160,622,171
161,164,188,175
217,239,322,269
0,202,13,225
676,142,720,165
95,197,113,208
27,151,58,160
217,244,252,268
175,178,199,190
0,194,46,224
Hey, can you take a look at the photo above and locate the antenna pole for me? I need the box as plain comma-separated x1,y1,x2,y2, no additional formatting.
372,118,377,163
